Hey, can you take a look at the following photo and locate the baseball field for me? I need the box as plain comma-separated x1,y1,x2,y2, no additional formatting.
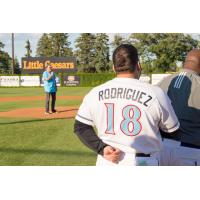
0,87,97,166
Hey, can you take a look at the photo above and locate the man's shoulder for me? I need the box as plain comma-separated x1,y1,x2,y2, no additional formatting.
88,78,160,93
83,80,114,99
141,83,166,101
150,84,166,96
92,79,114,91
136,79,163,94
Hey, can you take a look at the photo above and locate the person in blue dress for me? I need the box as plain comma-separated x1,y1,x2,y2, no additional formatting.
42,64,57,114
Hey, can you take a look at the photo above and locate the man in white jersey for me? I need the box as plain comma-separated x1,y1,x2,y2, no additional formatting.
74,44,180,166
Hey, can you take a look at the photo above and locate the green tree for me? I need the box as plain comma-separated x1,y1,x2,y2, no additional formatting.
197,39,200,49
0,52,11,73
0,41,4,50
75,33,96,72
13,57,21,74
111,34,125,49
36,33,53,57
129,33,199,72
25,40,32,57
0,40,12,74
50,33,73,56
0,41,5,70
93,33,110,72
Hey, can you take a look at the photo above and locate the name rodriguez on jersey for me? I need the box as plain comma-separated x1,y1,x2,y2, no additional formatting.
98,87,153,107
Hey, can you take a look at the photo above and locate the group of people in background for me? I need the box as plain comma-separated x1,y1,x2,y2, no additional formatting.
74,44,200,166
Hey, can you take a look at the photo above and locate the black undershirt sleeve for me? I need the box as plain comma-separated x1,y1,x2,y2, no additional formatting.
160,128,180,140
74,120,108,156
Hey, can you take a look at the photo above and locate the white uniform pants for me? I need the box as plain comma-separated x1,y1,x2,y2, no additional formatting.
96,152,159,166
160,138,200,166
159,138,181,166
174,146,200,166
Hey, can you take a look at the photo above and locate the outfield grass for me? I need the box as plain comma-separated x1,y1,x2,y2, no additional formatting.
0,87,92,97
0,118,96,165
0,99,82,112
0,87,91,112
0,87,96,166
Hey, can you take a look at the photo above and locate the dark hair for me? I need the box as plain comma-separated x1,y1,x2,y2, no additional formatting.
112,44,139,73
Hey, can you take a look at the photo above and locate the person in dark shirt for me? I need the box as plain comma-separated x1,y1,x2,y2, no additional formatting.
158,49,200,165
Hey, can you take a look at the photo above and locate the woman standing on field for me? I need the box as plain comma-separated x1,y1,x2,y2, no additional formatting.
42,64,57,114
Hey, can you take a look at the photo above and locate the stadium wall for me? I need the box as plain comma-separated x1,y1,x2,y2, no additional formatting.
0,73,171,87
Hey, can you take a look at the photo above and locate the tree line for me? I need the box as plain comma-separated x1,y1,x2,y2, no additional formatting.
0,33,199,74
0,41,20,74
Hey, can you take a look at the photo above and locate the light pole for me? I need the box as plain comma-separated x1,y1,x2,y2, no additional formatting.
11,33,15,74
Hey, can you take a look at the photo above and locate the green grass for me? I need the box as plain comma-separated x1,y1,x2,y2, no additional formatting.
0,118,96,165
0,87,96,166
0,87,90,112
0,99,82,112
0,87,92,97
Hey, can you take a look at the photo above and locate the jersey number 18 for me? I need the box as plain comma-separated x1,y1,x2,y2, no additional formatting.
105,103,142,136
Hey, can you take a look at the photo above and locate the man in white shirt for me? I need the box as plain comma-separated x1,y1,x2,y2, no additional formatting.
74,44,180,166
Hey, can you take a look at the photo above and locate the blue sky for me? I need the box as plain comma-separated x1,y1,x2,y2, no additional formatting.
0,33,130,64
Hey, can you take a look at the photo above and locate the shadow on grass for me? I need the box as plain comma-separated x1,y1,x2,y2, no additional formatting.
0,147,95,157
0,117,75,125
58,108,78,113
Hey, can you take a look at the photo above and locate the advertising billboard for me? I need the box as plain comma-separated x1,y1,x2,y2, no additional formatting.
20,76,40,86
21,57,77,74
62,75,80,86
0,76,20,86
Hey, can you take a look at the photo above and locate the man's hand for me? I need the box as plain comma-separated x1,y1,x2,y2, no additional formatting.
103,146,122,164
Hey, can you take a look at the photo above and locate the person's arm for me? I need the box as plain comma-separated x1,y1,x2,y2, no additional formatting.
74,120,108,155
74,120,121,163
74,92,122,163
154,87,180,134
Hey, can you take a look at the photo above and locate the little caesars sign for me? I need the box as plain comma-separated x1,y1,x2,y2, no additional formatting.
21,57,77,74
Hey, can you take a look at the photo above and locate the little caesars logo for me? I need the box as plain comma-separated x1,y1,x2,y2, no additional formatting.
23,60,74,69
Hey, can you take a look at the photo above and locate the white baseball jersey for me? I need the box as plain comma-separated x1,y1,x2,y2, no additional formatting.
76,77,180,155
